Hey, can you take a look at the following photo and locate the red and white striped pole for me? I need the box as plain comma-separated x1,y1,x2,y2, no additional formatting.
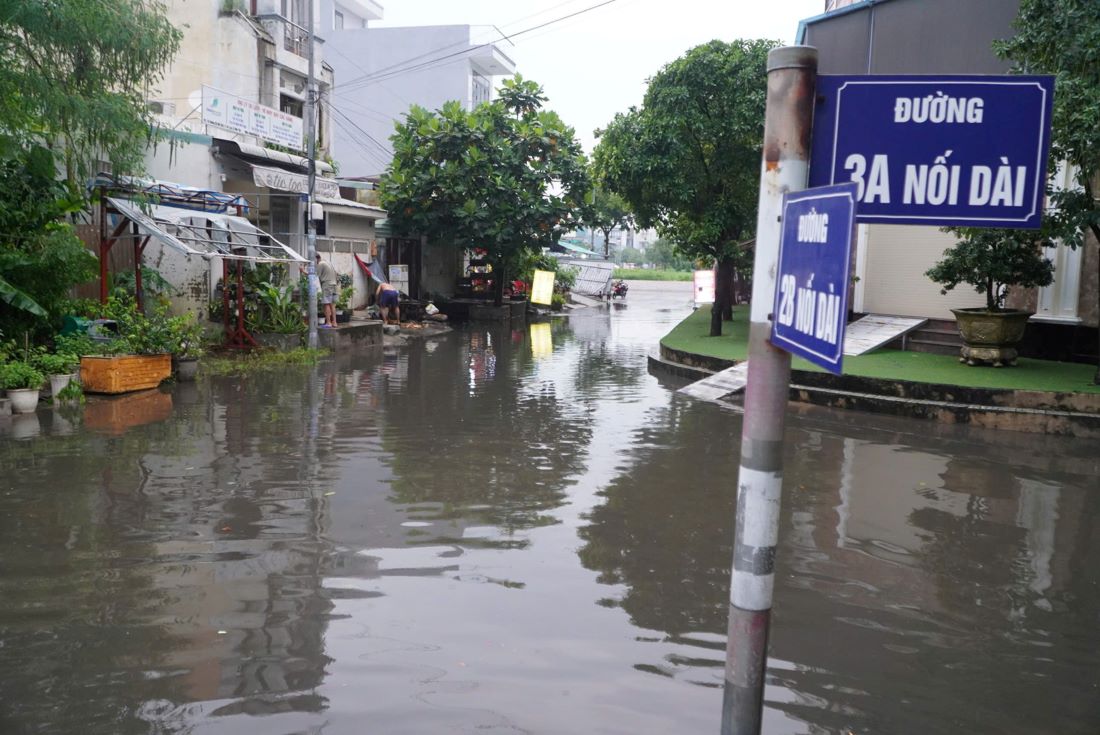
721,45,817,735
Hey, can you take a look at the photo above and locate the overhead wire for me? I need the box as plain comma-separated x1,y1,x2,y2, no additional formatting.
328,0,623,95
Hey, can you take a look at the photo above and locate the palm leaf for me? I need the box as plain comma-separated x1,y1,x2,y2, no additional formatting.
0,276,47,317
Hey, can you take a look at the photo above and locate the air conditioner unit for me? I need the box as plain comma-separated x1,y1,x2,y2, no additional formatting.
147,100,177,116
280,73,306,94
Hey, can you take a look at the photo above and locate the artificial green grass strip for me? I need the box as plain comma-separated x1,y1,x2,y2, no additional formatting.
662,306,1100,395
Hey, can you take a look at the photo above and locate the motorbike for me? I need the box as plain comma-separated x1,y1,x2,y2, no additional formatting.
611,280,629,299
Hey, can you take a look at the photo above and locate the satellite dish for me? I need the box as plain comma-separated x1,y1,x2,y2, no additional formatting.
187,89,202,110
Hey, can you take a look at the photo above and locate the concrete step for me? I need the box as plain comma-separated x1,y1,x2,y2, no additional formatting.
905,338,962,356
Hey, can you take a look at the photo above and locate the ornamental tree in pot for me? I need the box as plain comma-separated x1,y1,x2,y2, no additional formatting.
925,227,1054,367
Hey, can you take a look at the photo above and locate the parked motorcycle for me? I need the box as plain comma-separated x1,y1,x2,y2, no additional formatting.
611,280,629,299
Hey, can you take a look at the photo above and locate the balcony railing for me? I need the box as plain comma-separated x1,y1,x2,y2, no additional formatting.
283,18,309,57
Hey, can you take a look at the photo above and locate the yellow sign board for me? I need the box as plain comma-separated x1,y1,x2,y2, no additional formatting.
530,269,555,305
529,322,552,358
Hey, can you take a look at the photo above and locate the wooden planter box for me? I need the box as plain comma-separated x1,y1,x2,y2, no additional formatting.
80,354,172,394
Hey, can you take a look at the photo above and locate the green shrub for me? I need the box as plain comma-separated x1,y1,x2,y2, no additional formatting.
0,361,45,390
33,351,79,375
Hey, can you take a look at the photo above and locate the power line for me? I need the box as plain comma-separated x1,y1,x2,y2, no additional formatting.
328,111,390,171
326,101,392,157
329,0,623,94
327,0,592,98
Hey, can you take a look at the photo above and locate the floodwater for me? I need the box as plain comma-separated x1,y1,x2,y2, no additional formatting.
1,280,1098,734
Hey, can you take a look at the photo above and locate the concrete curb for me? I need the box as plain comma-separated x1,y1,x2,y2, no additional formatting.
651,346,1100,438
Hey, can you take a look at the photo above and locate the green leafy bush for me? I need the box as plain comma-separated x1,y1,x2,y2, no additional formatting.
33,351,79,375
252,282,305,335
0,361,45,390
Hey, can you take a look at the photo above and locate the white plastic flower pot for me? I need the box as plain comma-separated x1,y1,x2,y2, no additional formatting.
7,388,41,414
49,373,75,397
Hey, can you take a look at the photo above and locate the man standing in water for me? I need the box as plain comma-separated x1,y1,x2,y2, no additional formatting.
375,281,400,325
316,254,338,328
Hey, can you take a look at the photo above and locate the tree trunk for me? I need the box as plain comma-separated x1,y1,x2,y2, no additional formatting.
717,257,735,322
604,232,611,259
710,301,723,337
493,261,505,307
1095,233,1100,384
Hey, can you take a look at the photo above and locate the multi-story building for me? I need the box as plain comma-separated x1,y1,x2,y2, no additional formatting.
319,5,517,178
114,0,385,316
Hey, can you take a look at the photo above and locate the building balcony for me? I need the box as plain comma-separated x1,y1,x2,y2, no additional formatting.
256,14,324,76
341,0,384,22
466,39,512,77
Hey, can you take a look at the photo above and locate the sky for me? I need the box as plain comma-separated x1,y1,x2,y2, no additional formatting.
370,0,826,153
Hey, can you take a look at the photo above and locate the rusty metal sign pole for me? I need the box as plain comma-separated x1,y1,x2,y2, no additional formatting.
721,45,817,735
304,0,320,349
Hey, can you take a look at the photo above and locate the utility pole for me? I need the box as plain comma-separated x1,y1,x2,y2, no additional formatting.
304,0,319,349
721,45,817,735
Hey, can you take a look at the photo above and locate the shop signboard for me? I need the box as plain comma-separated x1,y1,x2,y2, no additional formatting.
202,85,304,150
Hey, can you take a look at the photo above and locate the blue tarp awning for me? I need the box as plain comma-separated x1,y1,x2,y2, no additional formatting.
553,240,602,257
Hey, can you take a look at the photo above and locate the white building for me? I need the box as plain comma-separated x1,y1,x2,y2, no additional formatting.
319,7,517,178
112,0,385,317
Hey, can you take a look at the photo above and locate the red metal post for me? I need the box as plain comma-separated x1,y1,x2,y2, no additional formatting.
99,198,109,305
222,258,232,339
134,233,149,313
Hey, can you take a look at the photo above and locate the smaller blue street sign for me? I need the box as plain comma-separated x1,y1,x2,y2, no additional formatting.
810,75,1055,228
770,183,857,374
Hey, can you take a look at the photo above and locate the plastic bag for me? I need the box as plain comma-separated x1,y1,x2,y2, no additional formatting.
425,302,439,315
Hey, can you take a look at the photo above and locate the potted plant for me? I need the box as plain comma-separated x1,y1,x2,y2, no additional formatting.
925,228,1054,367
252,281,306,350
33,351,80,397
168,315,206,381
335,285,354,324
0,360,46,414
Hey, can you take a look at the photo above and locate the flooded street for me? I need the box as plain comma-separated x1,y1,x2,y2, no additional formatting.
2,280,1098,734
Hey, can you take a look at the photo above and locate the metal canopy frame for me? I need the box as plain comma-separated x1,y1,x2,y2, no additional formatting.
96,179,307,350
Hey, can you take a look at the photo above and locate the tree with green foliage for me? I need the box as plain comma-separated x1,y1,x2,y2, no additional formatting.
594,39,776,336
0,0,182,184
583,187,633,258
0,144,98,339
647,238,692,271
380,76,590,306
995,0,1100,382
926,228,1054,311
618,246,645,266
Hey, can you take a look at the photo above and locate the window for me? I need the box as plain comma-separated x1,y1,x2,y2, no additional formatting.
471,73,491,108
280,94,303,118
334,10,344,29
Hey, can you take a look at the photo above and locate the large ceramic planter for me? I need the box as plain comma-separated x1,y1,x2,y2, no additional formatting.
80,354,172,394
6,388,40,414
175,357,199,382
950,308,1032,367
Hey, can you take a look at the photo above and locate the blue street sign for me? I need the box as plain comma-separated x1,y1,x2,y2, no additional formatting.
770,183,857,374
809,75,1054,228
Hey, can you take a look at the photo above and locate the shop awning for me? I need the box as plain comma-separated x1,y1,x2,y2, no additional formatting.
316,195,386,218
553,240,603,257
212,138,335,174
249,162,342,199
106,197,306,263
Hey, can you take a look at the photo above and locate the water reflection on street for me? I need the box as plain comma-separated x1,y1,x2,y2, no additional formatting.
1,281,1098,734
